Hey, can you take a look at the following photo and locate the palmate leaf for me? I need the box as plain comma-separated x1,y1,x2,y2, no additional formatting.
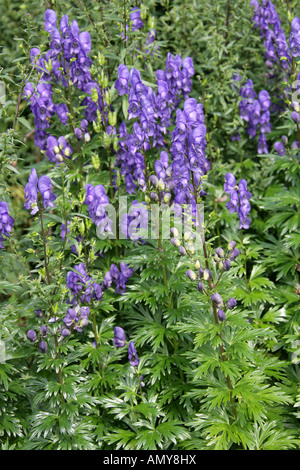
188,408,252,450
248,421,300,450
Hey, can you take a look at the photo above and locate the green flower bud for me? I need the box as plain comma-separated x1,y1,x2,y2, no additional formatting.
113,136,119,152
98,51,105,66
91,153,100,170
103,132,111,147
108,111,117,127
91,87,99,103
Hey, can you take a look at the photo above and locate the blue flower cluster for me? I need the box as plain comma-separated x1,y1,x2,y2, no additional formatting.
23,9,108,162
170,97,209,204
233,77,272,154
63,305,90,334
24,168,56,215
0,202,14,249
250,0,291,71
102,263,133,295
66,263,103,305
224,173,252,230
114,54,195,193
84,184,112,233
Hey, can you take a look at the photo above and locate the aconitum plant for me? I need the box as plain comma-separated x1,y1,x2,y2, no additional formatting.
0,0,299,453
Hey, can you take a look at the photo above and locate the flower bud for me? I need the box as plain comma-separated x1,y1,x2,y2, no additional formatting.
170,227,179,238
215,247,224,258
203,269,212,281
291,111,300,124
163,192,171,203
61,328,70,337
179,246,186,256
195,259,200,269
103,132,112,147
218,309,226,322
27,329,37,342
211,293,223,307
223,259,231,271
171,237,180,247
84,132,91,143
108,111,117,128
91,87,99,103
91,153,100,170
197,281,205,292
229,248,240,261
228,241,236,251
186,269,196,281
227,298,237,310
40,325,48,337
97,51,105,66
39,341,48,353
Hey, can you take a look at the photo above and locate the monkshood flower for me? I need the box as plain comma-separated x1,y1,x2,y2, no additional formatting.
130,7,144,32
66,263,103,304
227,298,237,310
84,184,112,233
39,341,48,353
251,0,291,71
102,263,133,295
224,173,252,230
211,293,224,307
0,202,14,249
128,341,140,367
63,305,90,332
289,17,300,57
24,168,56,215
274,141,286,156
46,135,73,163
115,65,130,96
113,327,126,348
120,200,148,241
114,55,195,194
218,309,226,322
234,77,272,153
27,329,37,342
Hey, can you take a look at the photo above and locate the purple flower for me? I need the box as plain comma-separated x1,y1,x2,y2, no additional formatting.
113,327,126,347
291,111,300,124
24,169,56,214
39,341,48,353
227,298,237,310
24,168,38,215
128,341,140,367
27,329,37,342
84,184,112,232
40,325,48,337
130,7,144,31
224,175,251,230
38,176,56,210
0,202,14,249
218,309,226,322
274,141,286,156
115,65,130,96
211,293,223,307
66,263,102,304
